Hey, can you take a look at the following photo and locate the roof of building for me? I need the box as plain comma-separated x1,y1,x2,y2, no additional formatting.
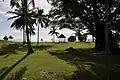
58,34,66,38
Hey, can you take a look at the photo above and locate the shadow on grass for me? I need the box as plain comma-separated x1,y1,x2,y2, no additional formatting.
32,45,53,50
48,48,120,80
5,66,27,80
0,43,27,57
0,67,8,75
0,53,30,80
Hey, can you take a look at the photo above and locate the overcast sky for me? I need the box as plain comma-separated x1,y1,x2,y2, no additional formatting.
0,0,76,42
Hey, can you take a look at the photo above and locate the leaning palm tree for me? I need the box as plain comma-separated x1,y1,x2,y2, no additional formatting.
7,0,36,53
35,8,49,44
48,26,59,42
7,0,36,44
7,8,26,44
0,0,36,80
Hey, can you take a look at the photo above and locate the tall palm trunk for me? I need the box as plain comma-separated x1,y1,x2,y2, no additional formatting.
105,0,110,54
24,0,34,54
37,24,40,44
23,26,26,44
53,34,55,42
30,32,31,42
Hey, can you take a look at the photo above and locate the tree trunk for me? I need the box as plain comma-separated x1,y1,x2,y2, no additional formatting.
24,0,34,54
109,31,119,52
30,31,31,42
93,2,106,51
26,27,34,54
23,27,26,44
95,24,105,51
105,0,110,54
37,25,40,44
53,34,55,42
93,2,119,52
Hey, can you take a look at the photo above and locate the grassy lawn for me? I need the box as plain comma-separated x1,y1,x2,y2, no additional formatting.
0,41,120,80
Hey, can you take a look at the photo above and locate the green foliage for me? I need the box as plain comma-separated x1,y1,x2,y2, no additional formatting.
35,8,49,28
48,26,59,37
48,0,120,51
7,6,36,31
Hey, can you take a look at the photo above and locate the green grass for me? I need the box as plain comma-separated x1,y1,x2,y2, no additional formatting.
0,41,120,80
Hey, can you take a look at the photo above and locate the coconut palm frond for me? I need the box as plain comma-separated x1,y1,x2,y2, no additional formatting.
7,16,20,20
10,0,20,8
29,0,35,7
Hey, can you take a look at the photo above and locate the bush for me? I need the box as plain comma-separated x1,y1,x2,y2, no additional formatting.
68,36,76,42
3,36,8,41
9,35,13,39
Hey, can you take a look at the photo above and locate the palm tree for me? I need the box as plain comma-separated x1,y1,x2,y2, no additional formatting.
0,0,36,79
7,0,36,51
35,8,49,44
10,0,35,8
23,26,26,44
48,26,59,42
7,8,27,44
28,27,36,41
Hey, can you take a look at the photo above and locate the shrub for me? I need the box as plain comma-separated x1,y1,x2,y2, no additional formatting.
3,36,8,41
68,36,76,42
9,35,13,39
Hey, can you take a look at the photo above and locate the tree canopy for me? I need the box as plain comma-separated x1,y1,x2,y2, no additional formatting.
48,0,120,52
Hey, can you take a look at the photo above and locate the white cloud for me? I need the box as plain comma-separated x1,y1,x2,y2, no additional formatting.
35,0,52,13
0,10,6,14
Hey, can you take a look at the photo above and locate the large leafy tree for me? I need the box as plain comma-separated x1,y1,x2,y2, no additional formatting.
48,6,87,42
48,0,120,52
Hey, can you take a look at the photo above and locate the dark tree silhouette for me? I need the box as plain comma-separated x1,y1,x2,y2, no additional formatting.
0,0,35,80
68,36,76,42
9,35,13,39
3,36,8,41
35,8,49,44
7,0,36,53
48,26,59,42
48,0,120,52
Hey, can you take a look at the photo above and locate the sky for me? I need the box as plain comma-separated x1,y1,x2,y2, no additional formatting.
0,0,92,42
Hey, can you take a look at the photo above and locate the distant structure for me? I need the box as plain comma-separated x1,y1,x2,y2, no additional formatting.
58,34,66,43
86,35,93,42
41,38,43,42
